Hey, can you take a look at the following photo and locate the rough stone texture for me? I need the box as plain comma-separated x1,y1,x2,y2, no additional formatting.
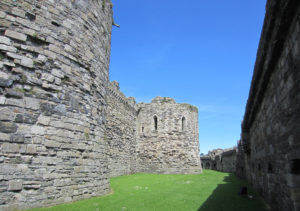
0,0,113,210
201,147,236,173
136,97,202,174
106,84,202,176
236,1,300,211
0,1,202,210
106,81,137,177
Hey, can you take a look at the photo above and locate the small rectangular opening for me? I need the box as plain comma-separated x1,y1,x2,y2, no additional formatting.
290,159,300,174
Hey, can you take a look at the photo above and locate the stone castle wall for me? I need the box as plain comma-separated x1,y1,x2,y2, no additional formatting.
201,148,236,173
0,0,113,210
136,97,202,174
0,1,202,210
237,0,300,210
106,81,137,177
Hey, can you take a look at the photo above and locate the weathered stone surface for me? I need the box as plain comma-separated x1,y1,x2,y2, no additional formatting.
236,1,300,211
0,1,203,211
8,180,23,191
4,30,27,42
0,122,18,133
0,1,112,209
5,88,23,99
0,79,13,88
20,57,34,68
0,108,15,121
1,143,20,153
0,36,11,45
201,148,236,173
136,96,201,174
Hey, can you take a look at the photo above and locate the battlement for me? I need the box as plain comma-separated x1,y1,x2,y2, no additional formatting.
108,81,136,111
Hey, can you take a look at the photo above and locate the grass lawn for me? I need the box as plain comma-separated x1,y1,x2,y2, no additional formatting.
28,170,269,211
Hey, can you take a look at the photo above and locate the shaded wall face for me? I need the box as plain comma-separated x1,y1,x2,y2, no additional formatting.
106,84,137,177
136,102,202,174
0,0,112,210
238,1,300,210
221,152,236,173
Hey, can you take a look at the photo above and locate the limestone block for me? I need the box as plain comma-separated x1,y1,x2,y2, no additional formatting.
0,122,18,133
16,17,40,31
44,140,60,148
0,36,11,45
20,57,33,68
11,8,26,18
0,11,6,18
37,116,51,126
31,125,45,135
4,30,27,42
37,54,47,63
1,143,20,153
5,15,16,22
6,52,23,60
26,144,37,154
24,97,40,110
51,69,64,78
0,132,10,141
0,108,14,121
44,50,56,59
5,98,25,108
8,180,23,191
0,73,9,81
0,96,6,104
5,88,23,99
0,44,17,52
49,44,61,54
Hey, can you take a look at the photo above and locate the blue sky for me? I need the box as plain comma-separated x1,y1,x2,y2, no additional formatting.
109,0,267,154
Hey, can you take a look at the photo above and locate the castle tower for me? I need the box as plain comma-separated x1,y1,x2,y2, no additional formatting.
136,97,202,174
0,0,113,209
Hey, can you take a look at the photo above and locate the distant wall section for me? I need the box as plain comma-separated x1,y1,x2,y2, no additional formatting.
201,148,236,173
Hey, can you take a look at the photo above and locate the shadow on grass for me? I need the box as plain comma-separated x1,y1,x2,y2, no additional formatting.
197,173,269,211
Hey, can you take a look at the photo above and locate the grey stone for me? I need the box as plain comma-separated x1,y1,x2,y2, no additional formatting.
4,30,27,42
8,180,23,191
0,96,6,104
24,97,40,110
31,125,45,135
0,36,11,45
5,88,23,99
0,79,13,88
1,143,20,153
20,57,34,68
0,108,14,121
15,113,38,124
0,122,18,133
10,134,25,143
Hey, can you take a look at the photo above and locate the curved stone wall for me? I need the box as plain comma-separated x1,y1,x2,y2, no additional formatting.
0,0,113,210
136,97,202,174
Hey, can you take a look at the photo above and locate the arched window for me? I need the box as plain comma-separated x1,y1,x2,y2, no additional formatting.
182,117,186,131
154,116,158,130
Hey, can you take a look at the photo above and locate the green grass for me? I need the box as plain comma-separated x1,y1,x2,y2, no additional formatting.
28,170,269,211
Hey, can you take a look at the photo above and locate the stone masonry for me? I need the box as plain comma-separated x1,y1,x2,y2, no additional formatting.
0,0,113,210
106,91,202,176
201,147,236,173
136,97,202,174
0,1,202,210
106,81,137,177
236,0,300,210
